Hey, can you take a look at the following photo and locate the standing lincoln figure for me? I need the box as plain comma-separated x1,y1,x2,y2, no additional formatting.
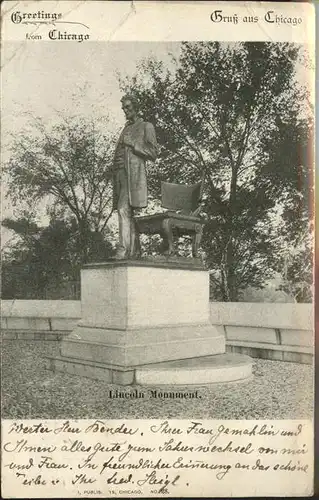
113,95,158,259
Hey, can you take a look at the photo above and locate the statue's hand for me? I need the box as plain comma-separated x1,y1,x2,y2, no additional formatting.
123,136,134,148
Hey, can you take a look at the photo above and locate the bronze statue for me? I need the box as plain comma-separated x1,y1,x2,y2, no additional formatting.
113,94,158,259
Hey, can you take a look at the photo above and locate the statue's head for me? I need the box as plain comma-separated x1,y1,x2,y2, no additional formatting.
121,94,139,122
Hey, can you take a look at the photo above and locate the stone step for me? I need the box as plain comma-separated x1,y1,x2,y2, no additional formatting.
135,353,253,385
45,353,253,386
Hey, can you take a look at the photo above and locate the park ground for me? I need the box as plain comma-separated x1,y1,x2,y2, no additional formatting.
2,337,313,420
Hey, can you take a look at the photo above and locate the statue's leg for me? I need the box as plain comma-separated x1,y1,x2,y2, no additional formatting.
115,170,131,259
160,231,169,254
192,224,203,258
162,219,175,256
130,213,141,258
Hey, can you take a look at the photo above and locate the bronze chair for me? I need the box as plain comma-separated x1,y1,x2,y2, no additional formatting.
134,181,205,257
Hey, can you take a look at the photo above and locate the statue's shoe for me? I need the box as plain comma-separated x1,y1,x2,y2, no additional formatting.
114,250,128,260
129,251,141,260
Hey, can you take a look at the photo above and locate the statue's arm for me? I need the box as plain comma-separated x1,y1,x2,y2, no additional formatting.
132,122,159,161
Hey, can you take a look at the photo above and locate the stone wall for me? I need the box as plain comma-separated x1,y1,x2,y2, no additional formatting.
1,300,313,363
210,302,313,364
1,300,80,340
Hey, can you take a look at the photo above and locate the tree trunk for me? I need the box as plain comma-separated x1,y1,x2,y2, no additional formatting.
78,220,90,264
226,240,237,301
225,164,238,302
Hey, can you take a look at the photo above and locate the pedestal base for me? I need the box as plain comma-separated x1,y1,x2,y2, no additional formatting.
44,353,253,385
45,260,252,385
60,323,225,366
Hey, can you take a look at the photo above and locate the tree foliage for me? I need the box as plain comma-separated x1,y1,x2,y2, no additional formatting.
2,215,114,299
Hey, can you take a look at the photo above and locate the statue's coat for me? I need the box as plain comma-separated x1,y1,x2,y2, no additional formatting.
113,118,158,209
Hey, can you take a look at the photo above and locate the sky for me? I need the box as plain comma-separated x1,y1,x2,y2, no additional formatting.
2,41,180,141
2,40,311,150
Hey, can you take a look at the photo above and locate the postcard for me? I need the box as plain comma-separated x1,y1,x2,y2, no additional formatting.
1,1,315,497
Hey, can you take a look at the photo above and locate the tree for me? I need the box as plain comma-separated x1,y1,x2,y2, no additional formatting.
5,113,117,263
120,42,313,300
260,117,313,303
1,214,114,299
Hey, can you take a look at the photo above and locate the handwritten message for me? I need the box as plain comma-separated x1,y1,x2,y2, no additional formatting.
1,419,313,498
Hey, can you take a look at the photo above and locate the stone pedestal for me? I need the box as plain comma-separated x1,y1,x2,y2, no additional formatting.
46,259,252,385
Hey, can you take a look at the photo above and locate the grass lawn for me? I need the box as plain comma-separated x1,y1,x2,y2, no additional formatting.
2,337,313,420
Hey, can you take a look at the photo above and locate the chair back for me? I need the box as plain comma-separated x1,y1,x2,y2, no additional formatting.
161,181,202,215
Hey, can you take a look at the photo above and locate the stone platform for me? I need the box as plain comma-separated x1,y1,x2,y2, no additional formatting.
46,258,252,385
45,353,253,385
